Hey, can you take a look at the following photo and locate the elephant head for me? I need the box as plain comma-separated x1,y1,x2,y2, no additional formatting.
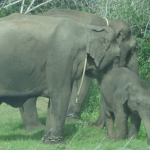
43,9,138,74
121,77,150,144
109,20,138,73
85,25,120,72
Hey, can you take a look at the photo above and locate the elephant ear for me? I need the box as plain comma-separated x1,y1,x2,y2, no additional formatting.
121,82,132,104
114,20,130,45
86,26,115,67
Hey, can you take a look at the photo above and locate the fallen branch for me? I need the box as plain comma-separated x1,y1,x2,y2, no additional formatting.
121,135,134,150
65,134,77,150
94,137,106,150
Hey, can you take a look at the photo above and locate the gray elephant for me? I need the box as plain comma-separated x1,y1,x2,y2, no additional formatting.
18,8,138,131
100,67,150,144
0,13,120,143
45,9,138,127
19,8,138,131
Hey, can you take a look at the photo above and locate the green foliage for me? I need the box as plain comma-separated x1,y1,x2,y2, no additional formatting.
136,35,150,81
80,79,100,122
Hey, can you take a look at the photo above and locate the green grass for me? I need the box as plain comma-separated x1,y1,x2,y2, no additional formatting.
0,98,150,150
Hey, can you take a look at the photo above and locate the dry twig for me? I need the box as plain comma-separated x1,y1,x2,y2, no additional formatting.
121,135,134,150
24,0,53,14
3,0,22,9
25,0,36,14
20,0,25,13
0,0,7,11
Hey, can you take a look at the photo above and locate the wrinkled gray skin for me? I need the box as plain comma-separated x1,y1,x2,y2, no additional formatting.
19,9,138,131
101,67,150,145
0,13,120,143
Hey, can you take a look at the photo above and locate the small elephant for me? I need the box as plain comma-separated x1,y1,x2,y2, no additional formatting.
0,13,120,143
101,67,150,144
18,8,138,131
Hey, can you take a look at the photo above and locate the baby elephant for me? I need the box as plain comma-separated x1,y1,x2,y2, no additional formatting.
101,67,150,144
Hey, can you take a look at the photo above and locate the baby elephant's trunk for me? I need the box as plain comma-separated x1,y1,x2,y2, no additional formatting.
139,110,150,145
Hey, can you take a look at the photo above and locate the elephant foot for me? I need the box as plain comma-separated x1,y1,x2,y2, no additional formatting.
66,113,79,121
42,136,65,144
25,123,45,132
66,112,79,118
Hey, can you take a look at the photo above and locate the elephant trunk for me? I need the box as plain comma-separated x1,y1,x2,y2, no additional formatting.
126,52,139,74
139,110,150,145
119,52,127,68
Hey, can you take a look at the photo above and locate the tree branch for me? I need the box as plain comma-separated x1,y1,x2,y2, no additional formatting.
20,0,25,13
1,0,7,6
24,0,53,14
0,0,7,11
105,0,108,16
143,18,150,38
3,0,22,9
25,0,36,13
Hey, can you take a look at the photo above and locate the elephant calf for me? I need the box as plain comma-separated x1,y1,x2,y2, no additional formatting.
101,67,150,144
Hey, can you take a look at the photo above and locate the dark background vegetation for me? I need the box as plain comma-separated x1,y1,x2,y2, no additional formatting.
0,0,150,144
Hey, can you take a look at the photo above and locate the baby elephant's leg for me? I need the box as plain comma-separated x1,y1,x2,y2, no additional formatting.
128,112,141,139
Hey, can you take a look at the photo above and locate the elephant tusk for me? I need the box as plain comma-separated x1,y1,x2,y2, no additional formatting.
103,17,109,26
75,54,87,104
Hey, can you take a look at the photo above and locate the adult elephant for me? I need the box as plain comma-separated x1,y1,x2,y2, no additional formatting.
19,9,138,131
0,13,120,143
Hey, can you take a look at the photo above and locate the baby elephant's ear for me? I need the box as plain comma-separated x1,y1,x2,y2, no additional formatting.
86,26,114,67
122,82,132,104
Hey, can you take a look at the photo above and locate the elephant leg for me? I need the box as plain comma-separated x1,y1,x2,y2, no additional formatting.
42,86,71,144
106,113,115,140
113,90,128,140
115,112,128,140
141,117,150,145
138,110,150,145
42,65,72,144
127,52,139,74
128,112,141,139
67,76,92,119
19,97,45,132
